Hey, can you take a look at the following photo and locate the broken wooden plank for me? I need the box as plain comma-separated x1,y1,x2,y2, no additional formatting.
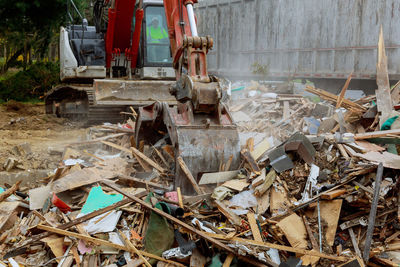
37,224,184,266
336,73,353,109
277,213,308,248
363,163,383,263
0,201,19,231
320,189,347,200
320,199,342,246
222,179,249,192
206,233,349,262
52,158,129,193
241,149,261,174
198,170,239,185
177,156,203,195
247,212,263,242
117,174,170,191
354,129,400,140
348,228,362,259
0,181,21,203
119,230,151,267
254,169,276,197
101,140,132,154
131,146,165,173
215,200,242,226
376,26,394,128
251,138,271,161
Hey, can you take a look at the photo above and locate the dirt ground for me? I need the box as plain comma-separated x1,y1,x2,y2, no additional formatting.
0,102,88,172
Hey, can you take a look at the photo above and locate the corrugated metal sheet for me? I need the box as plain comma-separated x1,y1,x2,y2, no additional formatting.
196,0,400,80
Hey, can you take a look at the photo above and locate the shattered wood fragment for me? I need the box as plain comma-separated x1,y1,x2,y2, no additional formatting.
348,227,362,259
222,179,249,192
251,138,271,161
241,149,261,174
131,146,165,173
199,170,239,185
177,156,204,195
319,199,342,246
254,169,276,197
119,230,151,267
247,212,263,242
0,181,21,203
118,175,170,190
215,200,242,226
320,189,347,200
251,168,266,188
206,233,349,261
336,72,353,109
376,27,394,128
222,254,235,267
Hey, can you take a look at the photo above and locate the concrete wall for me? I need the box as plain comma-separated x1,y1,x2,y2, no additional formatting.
196,0,400,81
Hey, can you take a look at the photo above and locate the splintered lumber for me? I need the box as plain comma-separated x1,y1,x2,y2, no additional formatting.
376,26,394,128
247,212,263,242
363,163,383,263
319,199,342,246
215,200,242,226
277,213,308,248
205,233,349,262
305,86,366,113
348,228,362,259
0,180,21,203
254,169,276,197
336,72,353,109
241,149,261,174
354,129,400,140
320,189,347,200
177,156,203,194
119,230,151,267
117,174,170,191
101,140,132,154
101,180,236,254
251,138,271,161
131,146,165,173
37,225,184,266
199,170,239,185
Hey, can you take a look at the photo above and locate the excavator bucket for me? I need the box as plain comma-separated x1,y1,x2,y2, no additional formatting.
136,102,241,195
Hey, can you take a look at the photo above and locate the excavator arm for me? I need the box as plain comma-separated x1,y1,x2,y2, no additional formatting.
136,0,240,195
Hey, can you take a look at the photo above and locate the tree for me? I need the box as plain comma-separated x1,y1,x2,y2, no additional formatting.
0,0,88,72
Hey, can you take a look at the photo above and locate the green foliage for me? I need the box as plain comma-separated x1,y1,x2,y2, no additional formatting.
0,61,59,101
251,62,270,76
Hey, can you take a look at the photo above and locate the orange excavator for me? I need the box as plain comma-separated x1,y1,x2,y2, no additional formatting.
46,0,240,194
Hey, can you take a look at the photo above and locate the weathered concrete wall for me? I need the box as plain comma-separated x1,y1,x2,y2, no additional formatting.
196,0,400,80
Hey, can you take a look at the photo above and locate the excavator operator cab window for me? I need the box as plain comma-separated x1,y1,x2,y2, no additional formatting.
144,6,172,65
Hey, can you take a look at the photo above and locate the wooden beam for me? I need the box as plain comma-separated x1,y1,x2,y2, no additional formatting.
119,230,151,267
247,212,263,242
131,146,165,173
101,140,132,154
206,232,349,262
177,156,203,195
37,224,184,266
0,180,21,203
354,129,400,140
118,175,170,191
336,72,353,109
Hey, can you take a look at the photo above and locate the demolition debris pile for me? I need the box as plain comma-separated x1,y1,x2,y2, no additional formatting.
0,34,400,267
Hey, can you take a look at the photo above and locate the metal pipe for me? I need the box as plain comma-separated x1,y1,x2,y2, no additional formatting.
186,4,198,37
